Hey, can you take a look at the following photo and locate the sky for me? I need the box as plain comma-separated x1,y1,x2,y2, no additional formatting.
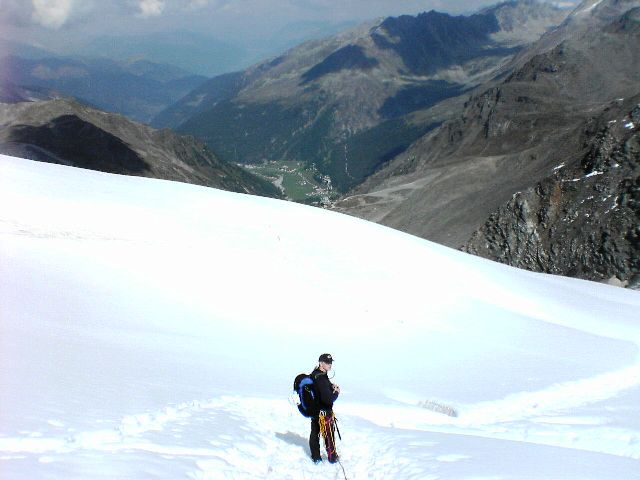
0,0,580,60
1,153,639,478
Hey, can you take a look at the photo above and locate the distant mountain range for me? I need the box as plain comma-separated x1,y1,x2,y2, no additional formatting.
0,46,207,124
4,0,637,286
0,99,281,198
335,0,640,287
154,0,568,192
77,31,248,78
0,81,64,104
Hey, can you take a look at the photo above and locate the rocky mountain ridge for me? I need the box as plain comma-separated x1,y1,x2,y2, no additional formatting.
155,0,568,192
335,0,640,286
0,99,281,197
463,98,640,287
0,81,64,104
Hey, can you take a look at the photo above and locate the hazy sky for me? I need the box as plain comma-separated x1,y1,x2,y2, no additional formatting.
1,1,578,41
0,0,579,70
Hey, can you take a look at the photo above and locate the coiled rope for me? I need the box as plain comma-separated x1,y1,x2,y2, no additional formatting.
319,411,348,479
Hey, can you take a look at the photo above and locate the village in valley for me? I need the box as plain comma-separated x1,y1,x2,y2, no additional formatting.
242,160,336,206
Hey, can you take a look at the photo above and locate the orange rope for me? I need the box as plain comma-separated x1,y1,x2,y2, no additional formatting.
319,411,337,458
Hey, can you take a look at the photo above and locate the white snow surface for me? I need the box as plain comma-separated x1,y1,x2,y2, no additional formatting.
1,155,640,479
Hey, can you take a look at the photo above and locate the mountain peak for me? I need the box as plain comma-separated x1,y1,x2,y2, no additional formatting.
335,0,640,286
481,0,571,45
566,0,640,25
157,3,576,194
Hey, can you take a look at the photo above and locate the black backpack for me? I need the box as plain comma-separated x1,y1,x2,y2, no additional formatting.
293,373,320,417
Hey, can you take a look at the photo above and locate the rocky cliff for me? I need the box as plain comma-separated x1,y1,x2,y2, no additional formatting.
336,1,640,253
463,99,639,287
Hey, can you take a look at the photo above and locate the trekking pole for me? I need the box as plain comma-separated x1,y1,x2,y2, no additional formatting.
333,415,347,479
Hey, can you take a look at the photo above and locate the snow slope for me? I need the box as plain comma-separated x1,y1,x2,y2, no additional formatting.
1,155,639,479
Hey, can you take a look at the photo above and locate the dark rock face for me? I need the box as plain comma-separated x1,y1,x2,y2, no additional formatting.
372,11,515,75
463,101,640,287
5,115,151,175
301,45,379,84
379,81,467,119
0,99,282,198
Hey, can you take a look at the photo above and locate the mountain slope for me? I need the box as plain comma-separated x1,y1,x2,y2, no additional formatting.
463,96,640,286
1,155,639,478
79,31,248,77
0,80,65,103
155,1,567,193
0,55,207,124
0,99,281,197
335,0,640,284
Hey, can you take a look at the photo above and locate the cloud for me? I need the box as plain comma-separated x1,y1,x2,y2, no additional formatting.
0,0,32,27
31,0,75,29
188,0,210,7
139,0,165,17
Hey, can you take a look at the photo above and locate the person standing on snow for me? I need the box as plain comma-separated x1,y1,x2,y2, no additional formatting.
310,353,340,464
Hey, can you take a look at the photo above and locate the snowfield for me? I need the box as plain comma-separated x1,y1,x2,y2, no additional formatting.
1,155,639,479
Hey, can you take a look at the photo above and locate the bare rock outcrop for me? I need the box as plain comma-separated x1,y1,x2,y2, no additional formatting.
463,100,640,287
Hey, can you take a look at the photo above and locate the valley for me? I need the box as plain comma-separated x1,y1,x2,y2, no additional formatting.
2,0,638,287
2,1,640,478
243,160,336,205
